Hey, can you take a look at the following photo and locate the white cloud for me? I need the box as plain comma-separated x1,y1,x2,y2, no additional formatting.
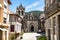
25,0,44,12
26,1,40,10
25,6,44,12
35,5,44,11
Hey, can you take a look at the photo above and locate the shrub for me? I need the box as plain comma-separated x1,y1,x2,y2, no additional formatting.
11,34,15,40
37,36,47,40
19,32,24,36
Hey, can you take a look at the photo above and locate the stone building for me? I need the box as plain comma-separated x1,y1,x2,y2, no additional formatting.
40,13,45,32
23,13,41,32
16,4,25,32
16,4,41,32
45,0,60,40
0,0,11,40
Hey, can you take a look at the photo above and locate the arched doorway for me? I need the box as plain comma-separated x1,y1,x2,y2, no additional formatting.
30,25,34,32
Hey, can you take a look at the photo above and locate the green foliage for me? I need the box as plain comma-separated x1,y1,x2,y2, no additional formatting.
37,36,47,40
29,11,43,15
26,10,43,15
10,32,24,40
19,32,24,36
11,34,15,40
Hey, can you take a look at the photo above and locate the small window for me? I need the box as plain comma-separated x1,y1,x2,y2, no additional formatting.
4,17,7,23
53,17,56,26
10,25,14,32
4,5,7,9
14,17,16,22
22,11,23,15
53,17,56,35
18,11,20,15
32,17,33,20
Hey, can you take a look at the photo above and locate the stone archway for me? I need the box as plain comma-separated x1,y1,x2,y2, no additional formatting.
30,25,34,32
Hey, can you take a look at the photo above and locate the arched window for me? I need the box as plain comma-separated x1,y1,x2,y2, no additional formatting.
18,11,20,15
22,11,24,15
32,17,33,19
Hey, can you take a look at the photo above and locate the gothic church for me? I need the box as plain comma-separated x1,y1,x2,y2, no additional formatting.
16,4,41,32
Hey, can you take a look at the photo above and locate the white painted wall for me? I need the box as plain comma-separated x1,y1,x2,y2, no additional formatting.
10,22,22,33
3,0,10,24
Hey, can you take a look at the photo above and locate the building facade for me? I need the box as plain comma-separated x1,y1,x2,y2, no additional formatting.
45,0,60,40
0,0,11,40
16,4,25,32
16,4,41,32
9,13,22,40
23,13,40,32
40,13,45,32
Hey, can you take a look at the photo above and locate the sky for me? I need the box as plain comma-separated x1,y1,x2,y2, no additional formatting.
10,0,44,12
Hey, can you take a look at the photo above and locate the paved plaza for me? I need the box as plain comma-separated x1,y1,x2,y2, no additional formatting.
20,33,41,40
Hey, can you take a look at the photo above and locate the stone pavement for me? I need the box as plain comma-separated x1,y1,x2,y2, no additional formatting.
20,32,42,40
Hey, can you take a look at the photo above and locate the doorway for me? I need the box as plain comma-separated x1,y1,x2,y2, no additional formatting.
30,25,34,32
48,29,51,40
58,15,60,40
0,30,2,40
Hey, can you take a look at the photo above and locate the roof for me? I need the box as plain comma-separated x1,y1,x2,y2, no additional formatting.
18,4,25,10
10,13,22,18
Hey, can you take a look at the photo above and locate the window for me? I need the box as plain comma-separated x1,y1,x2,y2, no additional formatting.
10,25,14,32
22,11,23,15
14,17,16,22
18,11,20,15
32,17,33,20
49,19,51,28
4,5,7,9
4,17,7,23
53,17,56,26
53,17,56,35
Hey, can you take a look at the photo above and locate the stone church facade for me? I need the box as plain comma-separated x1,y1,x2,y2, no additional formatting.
23,13,41,32
16,4,41,32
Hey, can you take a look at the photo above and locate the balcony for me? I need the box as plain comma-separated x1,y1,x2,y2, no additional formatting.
0,23,9,28
45,1,60,18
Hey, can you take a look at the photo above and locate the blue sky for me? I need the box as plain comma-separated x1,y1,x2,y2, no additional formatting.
10,0,44,12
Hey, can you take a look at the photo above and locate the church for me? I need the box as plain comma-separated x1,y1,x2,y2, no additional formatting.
16,4,41,32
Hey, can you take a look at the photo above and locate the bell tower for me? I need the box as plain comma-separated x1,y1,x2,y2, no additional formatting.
16,4,25,18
